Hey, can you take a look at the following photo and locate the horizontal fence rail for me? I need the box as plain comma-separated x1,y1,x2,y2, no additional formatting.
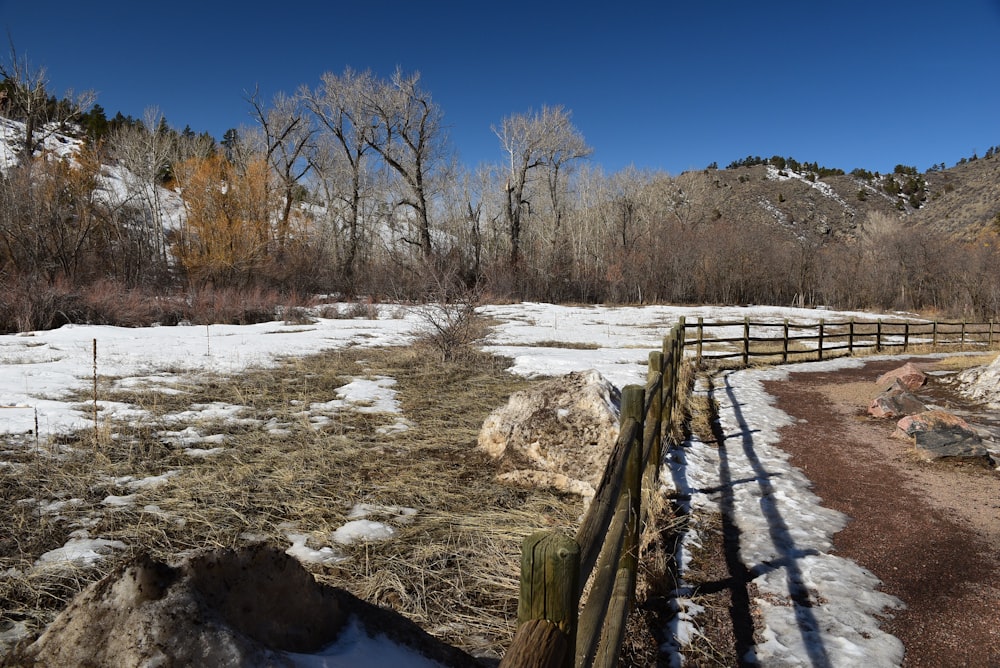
686,316,998,366
503,314,998,666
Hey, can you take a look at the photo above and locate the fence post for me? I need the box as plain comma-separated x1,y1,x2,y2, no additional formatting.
576,386,644,668
817,319,825,361
932,321,938,348
742,317,750,367
505,531,580,668
876,320,882,353
990,320,995,349
782,319,789,364
961,321,966,351
696,317,704,366
849,318,855,356
593,418,642,668
903,322,909,353
644,351,664,523
661,337,674,435
672,322,684,422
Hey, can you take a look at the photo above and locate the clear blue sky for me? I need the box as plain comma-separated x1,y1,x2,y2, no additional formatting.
1,1,998,175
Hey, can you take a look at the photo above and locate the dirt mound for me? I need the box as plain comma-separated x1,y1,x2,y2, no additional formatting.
9,544,474,667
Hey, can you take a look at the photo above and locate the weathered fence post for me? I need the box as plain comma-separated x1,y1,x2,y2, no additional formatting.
782,319,789,364
961,321,967,351
817,319,825,361
932,321,938,348
661,338,674,435
903,322,909,352
742,317,750,367
576,386,644,668
990,320,995,349
876,320,883,353
696,317,704,366
504,531,580,668
644,351,664,524
849,318,855,355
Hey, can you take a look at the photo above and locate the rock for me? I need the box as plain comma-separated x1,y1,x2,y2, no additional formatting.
894,410,995,467
895,409,974,438
914,429,994,466
478,369,620,499
869,380,927,418
957,353,1000,407
12,544,475,667
876,362,927,391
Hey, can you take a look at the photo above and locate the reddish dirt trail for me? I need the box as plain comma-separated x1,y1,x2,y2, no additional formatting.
762,357,1000,667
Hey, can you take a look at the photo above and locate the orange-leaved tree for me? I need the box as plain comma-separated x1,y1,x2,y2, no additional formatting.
172,155,273,287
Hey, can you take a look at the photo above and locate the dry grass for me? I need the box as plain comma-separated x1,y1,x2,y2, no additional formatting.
0,344,583,659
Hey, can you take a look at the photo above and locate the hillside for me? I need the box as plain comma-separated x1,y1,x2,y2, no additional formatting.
917,156,1000,239
672,154,1000,243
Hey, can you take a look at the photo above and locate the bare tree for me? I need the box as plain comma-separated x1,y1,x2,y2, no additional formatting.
493,105,590,267
107,108,175,273
364,69,446,259
246,88,315,253
0,41,94,164
301,69,377,280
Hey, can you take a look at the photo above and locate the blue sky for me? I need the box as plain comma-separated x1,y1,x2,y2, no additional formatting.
1,1,998,175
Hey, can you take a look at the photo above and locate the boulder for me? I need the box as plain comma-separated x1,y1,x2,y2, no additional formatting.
895,409,974,438
957,353,1000,407
876,362,927,391
894,410,995,467
12,544,474,667
868,379,927,418
478,369,620,499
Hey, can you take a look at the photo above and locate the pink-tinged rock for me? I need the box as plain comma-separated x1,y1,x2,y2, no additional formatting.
868,380,927,418
895,409,973,438
876,362,927,391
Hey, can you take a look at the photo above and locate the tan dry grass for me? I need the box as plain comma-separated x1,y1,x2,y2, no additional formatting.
0,344,583,659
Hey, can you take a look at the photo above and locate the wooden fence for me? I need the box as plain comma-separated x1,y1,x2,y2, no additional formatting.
501,322,687,668
499,314,1000,666
687,316,999,366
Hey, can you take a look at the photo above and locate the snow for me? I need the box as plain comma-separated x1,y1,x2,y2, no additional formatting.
34,530,127,568
0,301,938,666
765,164,852,210
286,616,448,668
676,360,905,666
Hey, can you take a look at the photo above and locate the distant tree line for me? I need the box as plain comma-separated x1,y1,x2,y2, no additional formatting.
724,155,846,179
1,47,1000,333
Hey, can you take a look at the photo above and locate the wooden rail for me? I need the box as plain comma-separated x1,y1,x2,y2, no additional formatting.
501,321,687,668
686,316,998,366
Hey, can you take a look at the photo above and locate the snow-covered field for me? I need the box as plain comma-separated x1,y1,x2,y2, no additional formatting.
0,301,939,665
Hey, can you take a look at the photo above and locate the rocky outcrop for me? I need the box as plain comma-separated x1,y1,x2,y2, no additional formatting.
478,370,620,499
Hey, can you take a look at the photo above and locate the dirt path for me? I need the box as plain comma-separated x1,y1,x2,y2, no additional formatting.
762,357,1000,667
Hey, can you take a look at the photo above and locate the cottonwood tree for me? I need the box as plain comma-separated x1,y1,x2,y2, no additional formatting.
246,88,315,253
301,68,377,280
493,105,590,267
364,69,446,259
0,42,94,165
